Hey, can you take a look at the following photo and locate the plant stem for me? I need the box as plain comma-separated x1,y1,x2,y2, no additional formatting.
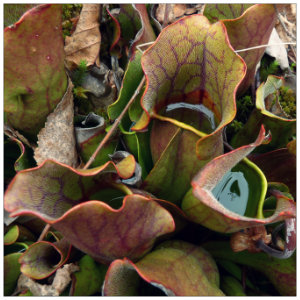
83,76,146,170
37,224,51,242
224,141,235,152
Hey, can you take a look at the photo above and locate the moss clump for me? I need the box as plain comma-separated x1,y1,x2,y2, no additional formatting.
236,95,254,124
278,86,296,119
290,62,296,72
72,59,88,87
226,120,243,137
62,4,82,21
226,95,254,141
260,56,280,82
62,4,82,38
72,60,90,101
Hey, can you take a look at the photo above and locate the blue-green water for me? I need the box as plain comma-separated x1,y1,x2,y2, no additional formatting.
212,171,249,216
163,102,217,133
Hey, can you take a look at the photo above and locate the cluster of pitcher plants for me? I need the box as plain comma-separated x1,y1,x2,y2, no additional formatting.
4,4,296,296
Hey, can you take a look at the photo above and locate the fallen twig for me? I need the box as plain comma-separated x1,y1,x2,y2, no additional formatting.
83,76,146,169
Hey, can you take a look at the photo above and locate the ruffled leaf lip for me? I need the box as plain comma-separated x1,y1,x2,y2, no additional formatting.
183,126,296,233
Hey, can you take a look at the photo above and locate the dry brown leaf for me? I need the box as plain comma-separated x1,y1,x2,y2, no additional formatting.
34,79,78,167
156,4,175,24
155,4,197,26
64,4,101,70
290,4,296,17
173,4,188,18
274,4,296,63
185,7,197,15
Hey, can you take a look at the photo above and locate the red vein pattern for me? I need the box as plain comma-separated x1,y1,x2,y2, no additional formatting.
204,4,253,23
222,4,276,94
133,14,246,132
130,15,246,204
4,159,175,264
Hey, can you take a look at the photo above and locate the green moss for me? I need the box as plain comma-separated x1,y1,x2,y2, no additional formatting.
62,4,82,38
226,95,254,141
72,59,88,87
72,59,89,100
236,95,254,124
226,120,243,137
62,4,82,21
278,86,296,119
73,86,89,99
4,4,36,27
260,56,280,82
290,62,296,72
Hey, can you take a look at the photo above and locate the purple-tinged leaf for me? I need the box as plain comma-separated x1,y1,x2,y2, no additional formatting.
182,126,296,233
223,4,276,94
19,238,71,280
4,157,136,218
131,15,246,203
7,137,34,172
103,240,224,296
102,258,140,296
205,4,276,94
129,187,188,234
4,4,67,139
4,158,175,264
51,195,175,264
131,4,156,54
5,155,135,219
249,148,296,198
108,4,156,57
